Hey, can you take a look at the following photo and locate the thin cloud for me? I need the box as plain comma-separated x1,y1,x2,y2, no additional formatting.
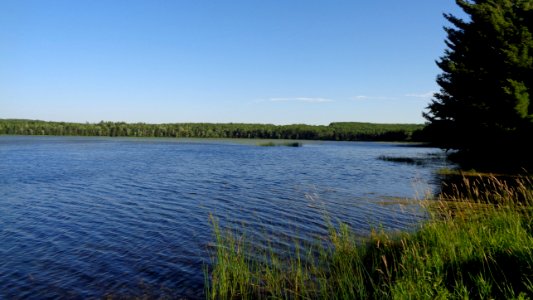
405,91,436,98
268,97,334,103
353,95,397,101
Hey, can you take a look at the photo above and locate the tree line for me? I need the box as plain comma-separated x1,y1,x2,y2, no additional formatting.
424,0,532,170
0,119,426,142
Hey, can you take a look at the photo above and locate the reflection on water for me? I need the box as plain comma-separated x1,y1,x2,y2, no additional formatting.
0,136,451,299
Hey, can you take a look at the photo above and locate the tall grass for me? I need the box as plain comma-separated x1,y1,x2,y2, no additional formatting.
205,176,533,299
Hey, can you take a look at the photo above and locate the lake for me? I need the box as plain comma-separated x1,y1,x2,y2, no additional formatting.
0,136,451,299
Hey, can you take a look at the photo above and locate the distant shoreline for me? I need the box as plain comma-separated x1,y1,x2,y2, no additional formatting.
0,119,428,142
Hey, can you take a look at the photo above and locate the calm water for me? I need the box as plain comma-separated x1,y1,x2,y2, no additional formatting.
0,136,450,299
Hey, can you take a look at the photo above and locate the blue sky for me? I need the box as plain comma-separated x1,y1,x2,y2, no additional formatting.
1,1,465,125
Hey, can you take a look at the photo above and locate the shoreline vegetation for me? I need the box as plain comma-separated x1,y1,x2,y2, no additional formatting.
0,119,426,142
205,176,533,299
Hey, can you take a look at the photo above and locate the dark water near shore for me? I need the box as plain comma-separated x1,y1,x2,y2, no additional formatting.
0,136,450,299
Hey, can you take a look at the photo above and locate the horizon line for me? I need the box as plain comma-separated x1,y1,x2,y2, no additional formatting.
0,118,426,126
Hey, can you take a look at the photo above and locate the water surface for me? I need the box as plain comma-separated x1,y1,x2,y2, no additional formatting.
0,136,449,298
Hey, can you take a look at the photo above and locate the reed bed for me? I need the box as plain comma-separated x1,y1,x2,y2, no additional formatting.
205,176,533,299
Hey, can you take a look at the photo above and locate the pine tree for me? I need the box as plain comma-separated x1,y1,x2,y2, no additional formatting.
424,0,533,169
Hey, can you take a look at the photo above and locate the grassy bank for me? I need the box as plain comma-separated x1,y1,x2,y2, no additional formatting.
205,176,533,299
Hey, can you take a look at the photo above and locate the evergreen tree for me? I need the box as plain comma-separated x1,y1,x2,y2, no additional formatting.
424,0,533,169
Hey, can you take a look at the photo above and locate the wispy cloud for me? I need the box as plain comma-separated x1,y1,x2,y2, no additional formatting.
353,95,397,101
405,91,436,98
267,97,334,103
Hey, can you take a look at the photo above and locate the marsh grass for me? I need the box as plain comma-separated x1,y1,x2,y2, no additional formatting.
378,153,447,166
257,141,302,147
378,155,422,165
205,176,533,299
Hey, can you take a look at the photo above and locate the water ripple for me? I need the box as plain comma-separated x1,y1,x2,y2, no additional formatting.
0,136,447,299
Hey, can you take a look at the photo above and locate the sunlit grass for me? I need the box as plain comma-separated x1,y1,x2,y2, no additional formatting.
205,176,533,299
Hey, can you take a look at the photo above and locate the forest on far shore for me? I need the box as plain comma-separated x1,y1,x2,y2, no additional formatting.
0,119,427,142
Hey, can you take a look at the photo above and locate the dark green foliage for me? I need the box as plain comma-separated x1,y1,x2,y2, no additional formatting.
0,119,425,142
424,0,533,170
